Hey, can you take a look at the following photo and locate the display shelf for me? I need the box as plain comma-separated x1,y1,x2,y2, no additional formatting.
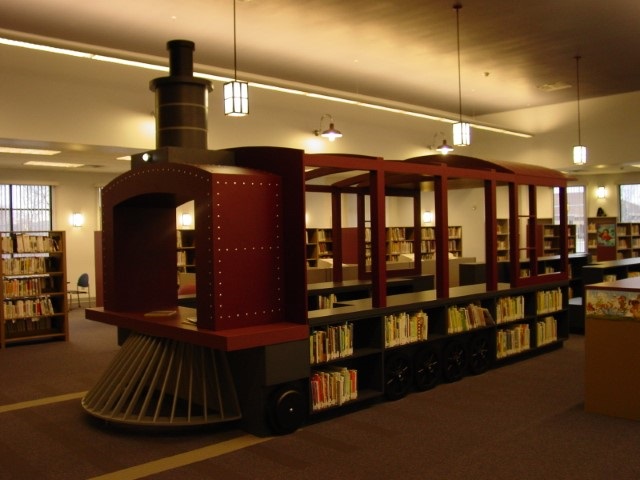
1,231,68,348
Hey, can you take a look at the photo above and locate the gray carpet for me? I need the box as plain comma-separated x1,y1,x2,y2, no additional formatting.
0,309,638,479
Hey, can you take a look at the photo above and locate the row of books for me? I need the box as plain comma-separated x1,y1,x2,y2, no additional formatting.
315,293,337,310
3,296,56,319
496,295,525,323
496,324,531,359
5,316,56,334
310,366,357,411
3,277,55,297
535,316,558,347
310,322,353,364
2,257,51,275
387,241,414,254
177,251,193,267
537,287,563,314
306,229,332,243
447,304,492,333
384,310,428,347
1,234,59,254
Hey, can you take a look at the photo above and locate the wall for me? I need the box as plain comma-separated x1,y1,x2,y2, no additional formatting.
3,168,113,296
2,45,640,281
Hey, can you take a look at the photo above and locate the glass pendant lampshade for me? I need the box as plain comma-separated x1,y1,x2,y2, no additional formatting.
224,0,248,117
224,80,249,116
452,4,470,147
572,55,586,165
573,145,587,165
453,122,470,146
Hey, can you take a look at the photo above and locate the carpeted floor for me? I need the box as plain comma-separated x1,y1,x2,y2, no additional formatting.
0,308,638,479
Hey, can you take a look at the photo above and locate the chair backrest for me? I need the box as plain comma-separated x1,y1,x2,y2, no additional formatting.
78,273,90,288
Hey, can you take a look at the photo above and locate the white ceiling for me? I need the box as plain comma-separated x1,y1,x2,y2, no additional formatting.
1,0,640,173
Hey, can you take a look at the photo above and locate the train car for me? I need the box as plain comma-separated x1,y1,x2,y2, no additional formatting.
83,41,574,436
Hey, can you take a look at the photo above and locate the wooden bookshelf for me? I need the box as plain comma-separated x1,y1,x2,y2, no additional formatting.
1,231,68,348
385,226,462,262
496,218,510,261
306,228,333,267
177,229,196,274
308,280,569,405
537,219,576,256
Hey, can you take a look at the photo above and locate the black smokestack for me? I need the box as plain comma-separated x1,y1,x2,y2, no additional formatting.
150,40,212,149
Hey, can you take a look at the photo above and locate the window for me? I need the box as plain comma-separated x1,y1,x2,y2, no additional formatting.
554,185,586,253
0,184,53,232
620,184,640,222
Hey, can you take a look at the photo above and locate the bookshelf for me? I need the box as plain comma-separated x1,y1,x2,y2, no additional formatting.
385,226,462,262
537,219,576,256
306,228,333,267
496,218,509,261
1,231,68,348
307,280,568,411
177,229,196,274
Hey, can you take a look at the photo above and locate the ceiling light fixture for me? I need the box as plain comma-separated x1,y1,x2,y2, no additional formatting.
223,0,249,116
0,36,533,138
24,160,84,168
573,55,586,165
452,3,470,147
0,146,60,155
313,114,343,141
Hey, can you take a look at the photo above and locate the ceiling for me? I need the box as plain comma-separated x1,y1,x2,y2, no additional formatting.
1,0,640,174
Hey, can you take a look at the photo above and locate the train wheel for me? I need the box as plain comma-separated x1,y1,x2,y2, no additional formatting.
443,339,467,382
468,334,492,375
267,385,307,435
384,353,413,400
414,346,441,391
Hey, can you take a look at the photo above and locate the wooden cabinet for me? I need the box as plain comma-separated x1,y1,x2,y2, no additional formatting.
1,231,68,348
585,277,640,420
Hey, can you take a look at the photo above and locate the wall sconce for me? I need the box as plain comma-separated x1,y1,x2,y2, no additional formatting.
596,186,607,199
180,213,193,228
422,211,434,224
71,212,84,228
313,114,342,141
429,132,454,155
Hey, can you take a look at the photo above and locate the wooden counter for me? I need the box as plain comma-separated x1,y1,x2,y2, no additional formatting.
585,277,640,420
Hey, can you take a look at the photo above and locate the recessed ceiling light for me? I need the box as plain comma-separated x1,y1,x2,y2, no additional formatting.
0,146,61,155
24,161,84,168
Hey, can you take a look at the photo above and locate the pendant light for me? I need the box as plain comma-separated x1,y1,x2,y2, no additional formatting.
452,3,470,147
224,0,249,116
572,55,586,165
